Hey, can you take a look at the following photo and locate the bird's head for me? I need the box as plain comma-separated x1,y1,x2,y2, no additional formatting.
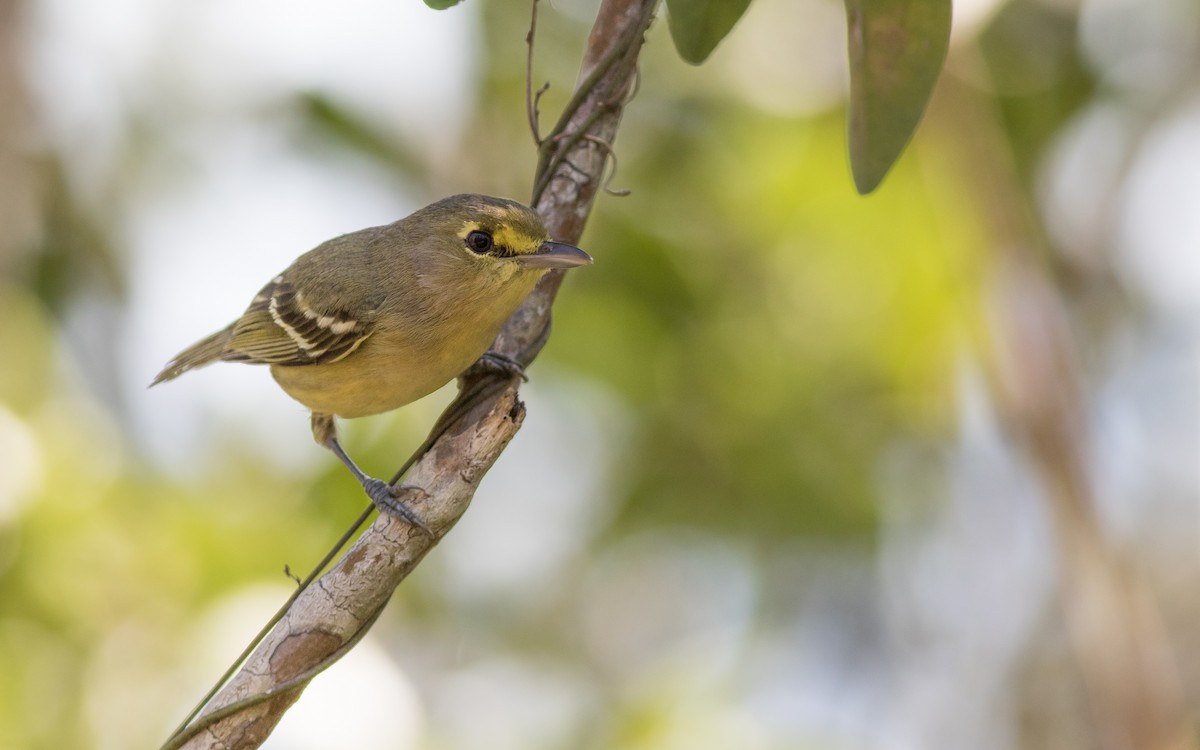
417,194,591,285
394,194,592,331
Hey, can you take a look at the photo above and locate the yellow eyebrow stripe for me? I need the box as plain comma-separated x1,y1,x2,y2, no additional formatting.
492,225,523,251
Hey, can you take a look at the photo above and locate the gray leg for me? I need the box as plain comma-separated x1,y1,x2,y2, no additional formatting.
312,412,433,536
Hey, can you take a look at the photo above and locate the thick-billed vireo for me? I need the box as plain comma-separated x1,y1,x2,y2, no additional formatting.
152,194,592,530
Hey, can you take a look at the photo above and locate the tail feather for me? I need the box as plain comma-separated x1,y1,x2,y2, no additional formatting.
150,325,236,386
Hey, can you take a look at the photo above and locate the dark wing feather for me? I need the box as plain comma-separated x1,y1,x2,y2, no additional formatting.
222,276,375,367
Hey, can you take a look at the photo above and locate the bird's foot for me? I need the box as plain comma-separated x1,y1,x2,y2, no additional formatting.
478,351,529,382
362,478,433,537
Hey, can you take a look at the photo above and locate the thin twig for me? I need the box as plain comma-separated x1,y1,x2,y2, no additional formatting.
582,134,630,196
532,82,550,142
532,102,613,204
532,25,636,182
526,0,544,144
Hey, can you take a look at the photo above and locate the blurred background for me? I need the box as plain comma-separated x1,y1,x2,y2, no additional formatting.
0,0,1197,747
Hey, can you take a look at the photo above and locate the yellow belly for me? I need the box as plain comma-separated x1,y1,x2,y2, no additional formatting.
269,325,493,418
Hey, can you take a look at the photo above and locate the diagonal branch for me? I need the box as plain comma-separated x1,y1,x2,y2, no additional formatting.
167,1,658,748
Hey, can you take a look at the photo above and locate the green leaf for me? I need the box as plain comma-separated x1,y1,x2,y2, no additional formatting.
423,0,463,9
666,0,754,64
844,0,951,193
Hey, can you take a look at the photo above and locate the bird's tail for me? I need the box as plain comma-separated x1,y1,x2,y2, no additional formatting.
150,324,235,386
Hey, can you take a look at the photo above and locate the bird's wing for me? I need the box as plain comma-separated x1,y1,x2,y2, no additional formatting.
222,275,376,366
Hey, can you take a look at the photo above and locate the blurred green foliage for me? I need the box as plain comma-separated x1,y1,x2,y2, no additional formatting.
556,105,984,536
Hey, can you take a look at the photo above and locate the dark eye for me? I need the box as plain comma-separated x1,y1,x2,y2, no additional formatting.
466,230,493,254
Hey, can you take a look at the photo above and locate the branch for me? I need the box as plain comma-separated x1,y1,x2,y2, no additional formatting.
168,1,658,747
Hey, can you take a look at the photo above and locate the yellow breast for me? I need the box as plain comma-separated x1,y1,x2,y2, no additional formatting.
269,322,497,419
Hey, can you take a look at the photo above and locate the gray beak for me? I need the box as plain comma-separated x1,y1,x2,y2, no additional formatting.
516,241,593,269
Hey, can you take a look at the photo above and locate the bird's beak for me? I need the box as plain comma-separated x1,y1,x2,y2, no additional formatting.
517,241,593,269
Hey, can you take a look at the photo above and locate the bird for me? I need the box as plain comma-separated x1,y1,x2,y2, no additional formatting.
151,194,592,530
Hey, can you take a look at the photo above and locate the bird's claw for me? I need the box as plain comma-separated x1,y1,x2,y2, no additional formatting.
363,478,434,536
478,351,529,382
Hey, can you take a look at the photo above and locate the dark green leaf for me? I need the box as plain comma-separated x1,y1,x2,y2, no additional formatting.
666,0,754,65
844,0,951,193
423,0,463,9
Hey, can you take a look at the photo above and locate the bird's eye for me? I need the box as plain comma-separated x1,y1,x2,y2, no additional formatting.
466,230,493,254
